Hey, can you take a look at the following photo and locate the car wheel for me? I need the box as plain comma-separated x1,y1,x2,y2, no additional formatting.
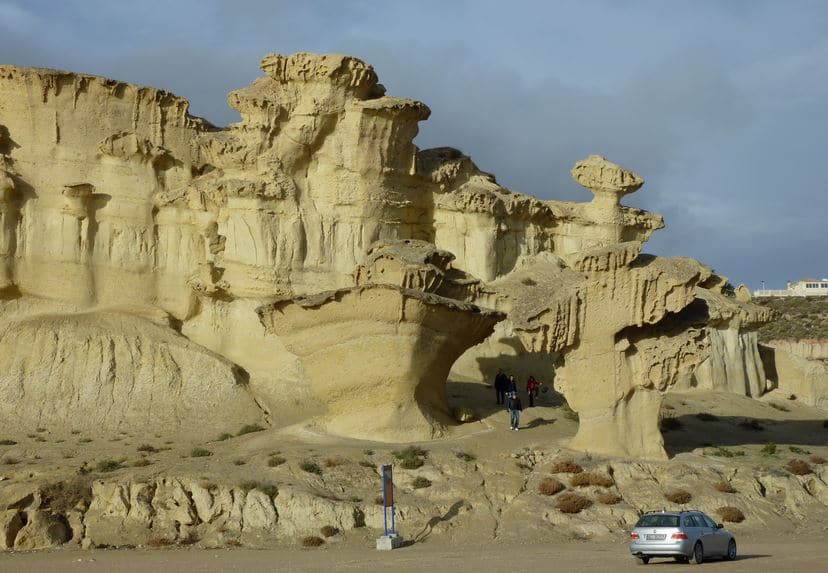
691,542,704,564
726,539,737,561
636,556,650,565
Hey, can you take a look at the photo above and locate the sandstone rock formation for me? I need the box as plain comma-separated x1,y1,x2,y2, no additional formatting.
0,52,774,457
762,339,828,408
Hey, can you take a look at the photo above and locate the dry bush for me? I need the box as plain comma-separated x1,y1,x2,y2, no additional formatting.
664,489,692,504
411,476,432,489
548,459,583,474
717,506,745,523
323,456,347,468
786,459,813,475
301,536,325,547
809,455,826,465
596,491,622,505
40,475,93,512
320,525,339,537
136,444,158,453
300,460,322,475
267,455,286,467
0,439,17,445
570,472,614,488
537,477,565,496
555,493,593,514
146,537,175,547
714,481,736,494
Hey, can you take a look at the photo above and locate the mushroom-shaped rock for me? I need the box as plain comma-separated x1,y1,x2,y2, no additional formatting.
571,155,644,206
256,284,504,441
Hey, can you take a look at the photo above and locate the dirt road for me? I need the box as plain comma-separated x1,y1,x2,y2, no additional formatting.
1,536,824,573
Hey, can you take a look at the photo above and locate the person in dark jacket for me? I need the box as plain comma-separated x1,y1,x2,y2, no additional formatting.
507,375,517,394
526,376,541,407
506,391,523,431
494,368,508,405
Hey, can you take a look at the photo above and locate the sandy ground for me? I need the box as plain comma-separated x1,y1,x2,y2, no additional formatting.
1,535,826,573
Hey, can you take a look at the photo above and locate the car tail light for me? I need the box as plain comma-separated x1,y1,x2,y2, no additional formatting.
671,532,688,539
630,533,640,540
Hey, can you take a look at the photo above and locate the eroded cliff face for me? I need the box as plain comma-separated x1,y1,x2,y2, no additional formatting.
0,53,771,453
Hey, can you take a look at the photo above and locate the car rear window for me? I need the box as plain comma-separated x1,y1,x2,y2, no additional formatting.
636,514,679,528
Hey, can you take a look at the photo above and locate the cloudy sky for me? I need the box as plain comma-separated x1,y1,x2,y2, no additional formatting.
1,0,825,288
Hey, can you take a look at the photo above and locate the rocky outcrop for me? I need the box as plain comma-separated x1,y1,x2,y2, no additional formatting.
762,339,828,408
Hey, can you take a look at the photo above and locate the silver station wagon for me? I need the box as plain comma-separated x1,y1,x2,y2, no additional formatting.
629,510,737,564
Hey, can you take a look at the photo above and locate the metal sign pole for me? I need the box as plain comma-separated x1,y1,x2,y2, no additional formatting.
377,463,402,550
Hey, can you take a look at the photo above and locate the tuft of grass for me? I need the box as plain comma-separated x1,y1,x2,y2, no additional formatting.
320,525,339,538
267,455,287,467
239,480,278,497
411,476,432,489
714,481,737,494
570,472,614,488
660,417,684,432
216,433,233,441
696,413,719,422
538,477,565,496
789,446,810,455
191,448,213,458
323,456,347,468
302,536,325,547
40,476,93,512
664,489,692,504
710,447,745,458
237,424,266,436
95,459,124,473
556,493,592,514
596,491,621,505
809,455,826,465
786,459,813,475
136,444,158,453
717,506,745,523
300,460,322,475
455,451,477,462
738,420,764,432
548,459,583,474
392,446,428,470
760,443,777,456
0,439,17,446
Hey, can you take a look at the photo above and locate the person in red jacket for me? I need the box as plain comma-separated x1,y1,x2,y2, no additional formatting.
526,376,541,407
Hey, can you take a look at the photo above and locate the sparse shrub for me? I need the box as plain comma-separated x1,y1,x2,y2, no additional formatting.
537,477,565,496
302,536,325,547
133,458,152,467
359,460,376,469
95,459,123,473
239,480,278,497
137,444,158,453
717,506,745,523
78,438,93,443
696,413,719,422
0,439,16,445
236,424,266,436
660,417,684,432
769,402,789,412
411,476,432,489
665,489,692,504
146,537,175,547
556,493,592,514
710,447,745,458
549,459,583,474
320,525,339,537
191,448,213,458
323,456,347,468
761,443,777,456
233,459,246,466
40,476,93,512
392,446,428,469
363,449,374,456
596,491,622,505
300,460,322,475
714,481,736,494
570,472,614,488
455,451,477,462
789,446,810,455
739,420,764,432
809,455,826,465
786,459,813,475
217,433,233,441
267,455,286,467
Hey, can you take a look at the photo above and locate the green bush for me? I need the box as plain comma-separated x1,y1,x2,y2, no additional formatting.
95,459,124,472
789,446,810,455
239,480,278,497
300,460,322,475
392,446,428,469
760,443,777,456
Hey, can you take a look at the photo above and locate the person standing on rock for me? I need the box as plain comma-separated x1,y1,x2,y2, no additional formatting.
494,368,508,405
507,391,523,431
526,375,540,407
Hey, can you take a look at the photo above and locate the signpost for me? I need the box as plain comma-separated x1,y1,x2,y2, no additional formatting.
376,463,403,550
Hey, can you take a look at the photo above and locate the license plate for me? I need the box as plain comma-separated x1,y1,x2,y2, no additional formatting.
646,534,666,540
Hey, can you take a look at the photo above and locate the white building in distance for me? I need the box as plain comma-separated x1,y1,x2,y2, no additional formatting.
754,278,828,297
